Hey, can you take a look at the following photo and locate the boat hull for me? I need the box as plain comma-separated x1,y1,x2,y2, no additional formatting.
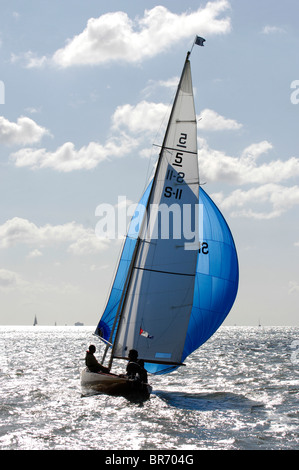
80,368,152,401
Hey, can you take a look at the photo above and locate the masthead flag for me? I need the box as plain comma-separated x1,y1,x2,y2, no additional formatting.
195,36,206,47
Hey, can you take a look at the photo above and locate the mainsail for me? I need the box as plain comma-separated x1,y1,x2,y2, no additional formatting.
95,49,239,375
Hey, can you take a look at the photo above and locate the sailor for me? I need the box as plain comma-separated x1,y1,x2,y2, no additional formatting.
126,349,148,383
85,345,109,373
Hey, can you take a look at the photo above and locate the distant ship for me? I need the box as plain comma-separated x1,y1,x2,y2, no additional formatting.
74,322,84,326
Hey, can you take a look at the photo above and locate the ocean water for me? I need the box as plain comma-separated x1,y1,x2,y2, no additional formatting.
0,325,298,451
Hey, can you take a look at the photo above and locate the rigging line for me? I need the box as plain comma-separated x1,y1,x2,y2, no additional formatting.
134,266,196,277
113,356,186,366
175,119,197,122
152,143,198,155
172,179,199,186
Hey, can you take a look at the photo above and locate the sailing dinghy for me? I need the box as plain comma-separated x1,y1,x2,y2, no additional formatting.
81,38,239,400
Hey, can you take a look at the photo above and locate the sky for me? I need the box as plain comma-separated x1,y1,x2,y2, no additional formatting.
0,0,299,326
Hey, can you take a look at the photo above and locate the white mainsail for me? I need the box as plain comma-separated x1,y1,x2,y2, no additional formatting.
112,57,199,366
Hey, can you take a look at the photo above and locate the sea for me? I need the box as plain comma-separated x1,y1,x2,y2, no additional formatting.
0,325,298,453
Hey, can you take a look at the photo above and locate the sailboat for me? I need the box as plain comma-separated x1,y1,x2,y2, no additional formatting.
81,37,239,400
33,315,38,326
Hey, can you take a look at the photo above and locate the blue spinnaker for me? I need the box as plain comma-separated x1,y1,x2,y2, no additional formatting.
183,187,239,361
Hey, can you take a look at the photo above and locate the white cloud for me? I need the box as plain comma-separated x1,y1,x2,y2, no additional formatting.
0,116,49,146
289,281,299,294
25,51,48,68
25,107,42,115
214,183,299,219
10,134,138,171
0,268,20,288
68,236,110,256
262,25,286,35
9,101,168,171
27,249,43,258
112,101,242,135
198,138,299,218
9,98,299,192
112,101,169,134
198,138,299,185
27,2,231,68
10,50,47,68
241,141,273,161
0,217,109,255
141,76,179,99
198,108,242,131
0,267,77,295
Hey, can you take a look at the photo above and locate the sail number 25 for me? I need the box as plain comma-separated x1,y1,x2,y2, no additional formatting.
163,133,188,200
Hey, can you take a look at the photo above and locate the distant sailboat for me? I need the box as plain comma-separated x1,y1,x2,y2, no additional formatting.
33,315,38,326
81,37,239,399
